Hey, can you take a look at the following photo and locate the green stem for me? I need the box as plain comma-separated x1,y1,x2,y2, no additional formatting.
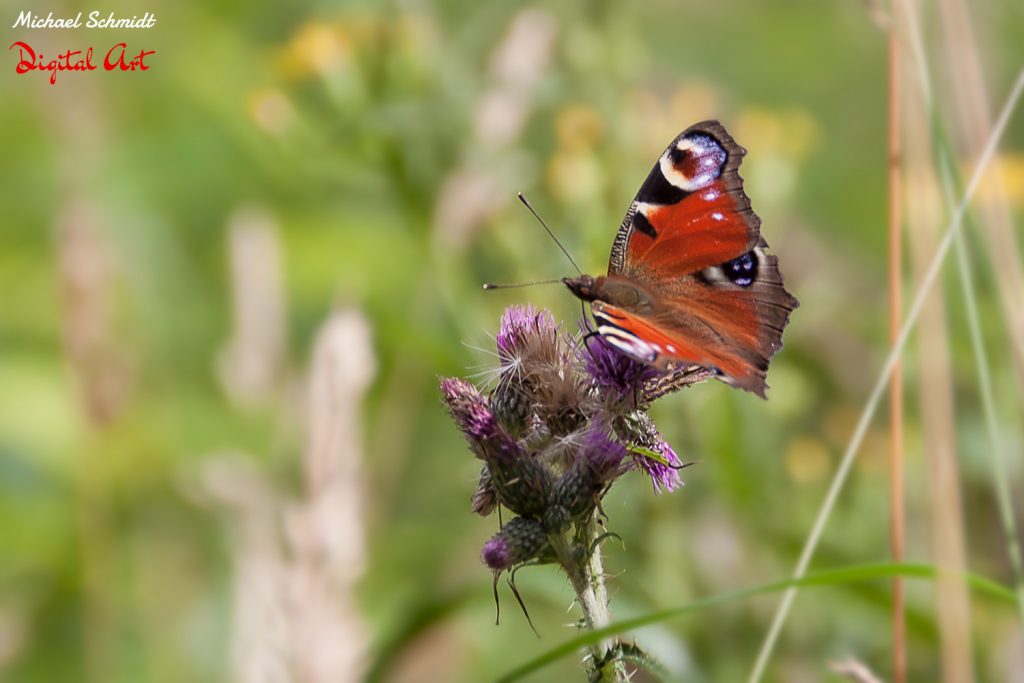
550,516,627,682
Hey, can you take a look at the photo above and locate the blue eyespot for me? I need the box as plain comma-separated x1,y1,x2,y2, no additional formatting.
723,251,757,287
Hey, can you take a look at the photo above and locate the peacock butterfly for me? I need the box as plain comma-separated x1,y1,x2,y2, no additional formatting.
563,120,798,398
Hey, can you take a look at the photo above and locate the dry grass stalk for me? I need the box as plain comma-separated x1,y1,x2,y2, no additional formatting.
289,309,374,683
218,206,287,409
0,610,27,678
831,656,886,683
58,200,131,426
904,73,975,682
204,309,374,683
433,8,557,247
202,455,292,683
55,89,130,678
57,201,124,683
935,0,1024,398
886,9,906,681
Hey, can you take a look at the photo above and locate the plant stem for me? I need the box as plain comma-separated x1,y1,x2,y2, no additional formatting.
886,9,906,682
550,515,627,682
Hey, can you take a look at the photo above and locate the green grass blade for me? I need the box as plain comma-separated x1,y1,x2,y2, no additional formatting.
498,562,1015,682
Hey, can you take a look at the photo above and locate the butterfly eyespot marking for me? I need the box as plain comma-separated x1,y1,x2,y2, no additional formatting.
659,134,727,192
723,250,758,287
696,247,763,288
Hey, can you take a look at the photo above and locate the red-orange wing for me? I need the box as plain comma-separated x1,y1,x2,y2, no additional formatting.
608,121,758,278
598,121,798,397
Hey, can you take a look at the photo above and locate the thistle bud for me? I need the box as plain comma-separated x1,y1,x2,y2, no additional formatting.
542,503,570,534
440,377,491,459
481,516,549,570
552,461,597,519
490,454,554,518
490,380,531,435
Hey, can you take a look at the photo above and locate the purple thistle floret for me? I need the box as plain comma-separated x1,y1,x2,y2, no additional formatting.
636,437,684,493
440,377,521,466
482,536,512,570
580,422,628,482
582,325,660,400
440,377,488,433
496,304,557,365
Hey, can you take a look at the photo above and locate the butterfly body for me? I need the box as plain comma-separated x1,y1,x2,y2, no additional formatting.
563,274,652,312
565,121,798,398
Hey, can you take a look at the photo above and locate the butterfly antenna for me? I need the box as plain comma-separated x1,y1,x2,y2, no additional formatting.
482,278,562,291
517,192,582,275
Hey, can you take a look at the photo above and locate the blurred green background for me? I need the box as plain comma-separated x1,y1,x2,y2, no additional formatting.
2,0,1023,681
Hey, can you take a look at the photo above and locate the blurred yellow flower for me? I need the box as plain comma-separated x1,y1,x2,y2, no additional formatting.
623,82,721,158
547,149,602,203
668,82,719,129
974,153,1024,207
278,21,350,79
735,107,820,161
555,104,604,153
784,436,830,484
734,107,820,203
856,428,891,477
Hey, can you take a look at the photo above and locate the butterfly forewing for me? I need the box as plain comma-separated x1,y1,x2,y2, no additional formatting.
609,121,757,277
589,120,798,397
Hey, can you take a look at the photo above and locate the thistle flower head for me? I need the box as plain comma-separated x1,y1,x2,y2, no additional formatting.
444,306,695,585
489,454,554,518
440,377,490,438
481,535,513,570
635,437,684,493
494,306,586,435
581,323,660,401
551,422,629,518
440,377,521,466
616,410,685,493
496,305,558,370
579,421,628,482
